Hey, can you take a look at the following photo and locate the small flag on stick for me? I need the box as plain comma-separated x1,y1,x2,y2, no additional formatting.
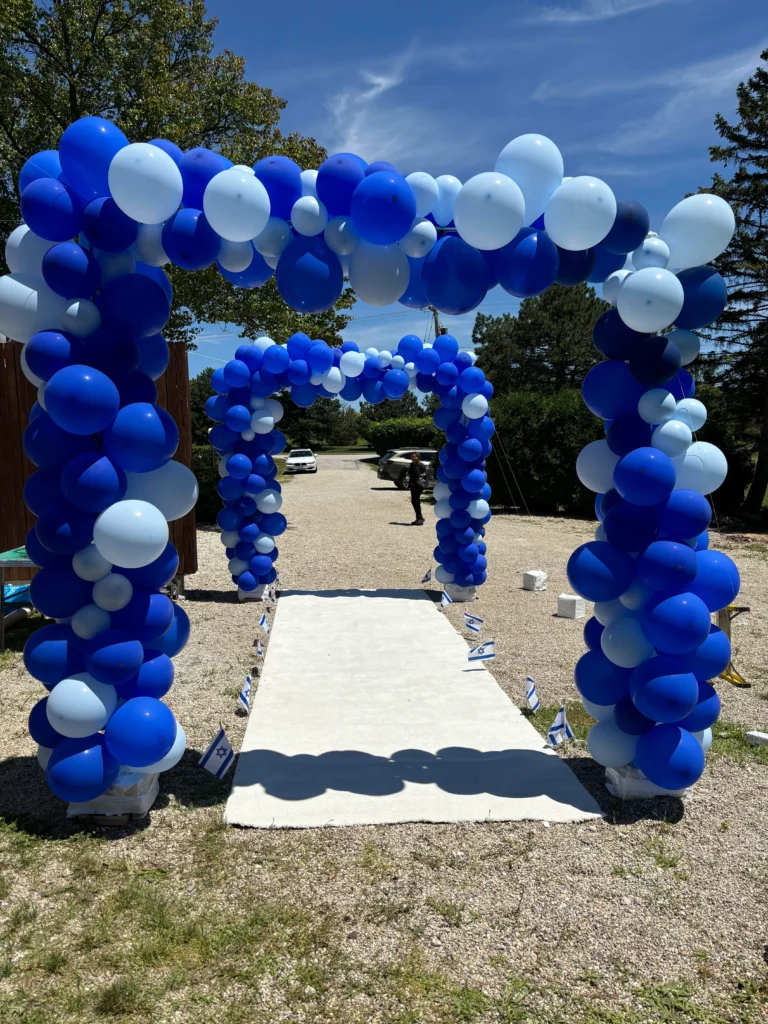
421,569,432,584
525,675,540,712
468,640,495,662
259,612,270,634
200,727,235,778
255,638,264,658
239,674,252,712
547,705,573,747
464,612,484,633
440,591,452,609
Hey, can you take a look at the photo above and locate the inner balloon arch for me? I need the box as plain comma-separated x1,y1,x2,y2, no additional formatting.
2,115,740,808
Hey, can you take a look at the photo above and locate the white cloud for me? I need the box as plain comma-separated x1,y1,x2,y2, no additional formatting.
535,0,681,23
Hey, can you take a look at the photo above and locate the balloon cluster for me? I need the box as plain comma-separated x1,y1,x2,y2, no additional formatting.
0,120,200,804
567,193,737,793
207,331,494,593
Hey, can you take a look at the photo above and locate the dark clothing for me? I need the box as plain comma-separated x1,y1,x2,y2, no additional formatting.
408,460,427,522
411,488,423,522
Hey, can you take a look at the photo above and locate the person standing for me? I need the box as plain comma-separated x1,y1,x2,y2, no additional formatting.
408,452,427,525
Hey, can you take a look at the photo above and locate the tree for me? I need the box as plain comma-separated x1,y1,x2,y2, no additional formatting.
358,391,422,439
700,49,768,512
0,0,353,347
278,394,359,450
189,365,214,446
473,284,608,396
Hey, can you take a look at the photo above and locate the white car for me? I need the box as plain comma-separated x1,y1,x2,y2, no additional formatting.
285,448,317,474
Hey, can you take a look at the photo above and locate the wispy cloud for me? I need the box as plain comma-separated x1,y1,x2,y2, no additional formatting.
534,0,681,23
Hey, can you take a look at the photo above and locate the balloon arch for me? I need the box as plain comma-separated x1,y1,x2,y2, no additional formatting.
1,116,741,807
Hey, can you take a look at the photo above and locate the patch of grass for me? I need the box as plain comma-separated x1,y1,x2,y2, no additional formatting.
0,613,45,670
425,897,464,928
526,701,594,742
364,900,413,925
450,986,491,1021
412,849,443,870
93,976,152,1016
359,840,394,882
645,836,681,870
710,721,768,765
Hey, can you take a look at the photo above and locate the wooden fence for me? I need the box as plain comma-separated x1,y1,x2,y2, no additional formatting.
0,341,197,581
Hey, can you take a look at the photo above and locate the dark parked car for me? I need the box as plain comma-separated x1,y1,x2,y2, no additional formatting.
377,448,437,489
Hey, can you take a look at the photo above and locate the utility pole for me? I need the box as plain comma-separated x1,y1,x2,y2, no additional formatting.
429,305,446,340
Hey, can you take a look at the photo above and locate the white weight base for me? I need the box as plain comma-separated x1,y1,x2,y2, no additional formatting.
238,584,268,602
444,583,477,603
523,570,548,592
557,593,585,619
604,765,690,801
67,772,160,818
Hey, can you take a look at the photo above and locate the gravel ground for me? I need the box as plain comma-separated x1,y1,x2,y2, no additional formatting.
1,450,767,1023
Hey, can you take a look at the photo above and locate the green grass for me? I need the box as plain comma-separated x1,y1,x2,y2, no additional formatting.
424,897,465,928
710,721,768,765
525,701,594,742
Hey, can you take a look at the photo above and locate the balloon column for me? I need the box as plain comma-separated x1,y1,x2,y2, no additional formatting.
207,332,493,595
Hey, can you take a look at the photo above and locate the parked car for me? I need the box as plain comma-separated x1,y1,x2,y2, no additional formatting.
285,449,317,473
377,448,437,489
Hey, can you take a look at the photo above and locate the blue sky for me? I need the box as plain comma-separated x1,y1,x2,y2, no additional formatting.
189,0,767,378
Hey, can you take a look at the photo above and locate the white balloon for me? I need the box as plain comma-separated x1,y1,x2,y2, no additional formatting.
47,672,117,739
253,335,276,353
291,196,328,236
377,350,393,369
38,745,53,770
241,428,256,442
544,176,617,250
601,615,654,668
249,395,266,410
5,224,53,275
324,216,359,255
405,172,439,218
254,534,275,554
220,529,239,548
134,223,169,267
652,418,692,457
453,172,525,250
398,218,437,258
348,241,409,305
692,727,713,753
92,572,133,612
61,298,101,337
587,720,638,769
300,169,318,198
619,581,650,611
390,355,405,369
665,329,699,366
204,167,271,242
123,461,199,522
434,499,453,519
576,439,619,493
659,193,735,271
594,523,607,542
432,175,462,227
218,239,255,273
403,361,417,378
309,371,324,385
256,488,282,513
321,366,345,393
253,217,293,257
495,133,564,227
461,393,488,419
0,273,65,343
602,269,632,306
468,498,489,519
250,412,275,435
638,388,676,425
616,267,684,333
20,344,43,386
71,603,112,640
108,143,183,225
581,697,615,721
670,398,707,432
433,482,450,501
72,544,112,582
594,599,624,626
228,556,250,576
434,565,454,585
632,234,670,270
264,398,284,423
36,381,47,410
365,347,378,358
672,441,727,495
93,499,169,568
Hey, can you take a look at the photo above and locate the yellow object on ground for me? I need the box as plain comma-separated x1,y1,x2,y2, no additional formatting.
718,605,751,687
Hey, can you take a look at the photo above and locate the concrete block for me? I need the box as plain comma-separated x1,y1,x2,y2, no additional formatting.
557,593,585,619
523,570,548,592
746,731,768,747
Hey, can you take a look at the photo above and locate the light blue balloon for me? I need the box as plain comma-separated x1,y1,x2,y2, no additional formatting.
587,719,638,768
46,672,117,738
692,727,713,753
581,697,615,721
348,241,410,305
131,723,186,774
495,134,564,227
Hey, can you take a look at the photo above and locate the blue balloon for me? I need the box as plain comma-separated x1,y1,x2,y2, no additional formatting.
657,489,711,540
398,334,423,361
219,476,245,501
114,369,158,406
630,655,699,722
42,242,100,299
223,359,250,389
30,565,93,618
555,246,595,286
23,413,96,470
316,152,367,216
340,376,364,401
362,379,385,404
688,550,740,612
629,335,681,387
287,333,312,359
25,525,69,569
399,256,430,309
45,364,120,435
150,603,190,658
434,332,460,362
287,358,311,385
253,155,302,219
104,697,176,767
47,734,119,802
614,448,676,506
667,367,695,401
209,423,238,450
96,272,171,339
24,624,84,687
24,469,64,517
366,161,399,175
587,245,626,284
80,331,140,377
19,150,62,192
103,402,178,472
260,512,287,536
148,138,184,164
59,115,128,200
643,592,712,655
680,624,730,682
583,616,605,652
382,368,409,398
29,697,67,748
415,346,441,375
249,554,273,577
262,345,290,374
635,724,705,790
307,341,334,374
613,695,655,735
218,246,274,288
178,148,232,209
24,330,81,382
674,266,727,330
290,382,317,408
422,236,487,315
82,196,138,253
276,236,343,313
61,452,126,513
35,500,95,555
350,171,416,244
136,262,173,304
236,344,265,372
121,542,178,591
600,200,650,254
226,453,252,479
581,361,645,420
20,178,83,241
675,680,720,731
489,228,559,297
637,540,698,593
603,503,658,552
116,650,175,700
606,415,652,456
592,309,650,361
567,541,636,602
85,629,145,684
457,366,485,394
162,208,221,270
112,592,174,643
574,649,632,705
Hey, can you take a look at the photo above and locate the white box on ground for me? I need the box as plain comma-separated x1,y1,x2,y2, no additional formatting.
444,583,476,603
67,772,159,818
238,584,267,602
523,570,548,592
557,593,585,619
746,730,768,747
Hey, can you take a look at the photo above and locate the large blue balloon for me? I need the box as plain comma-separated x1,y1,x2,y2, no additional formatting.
82,196,138,253
675,680,720,731
253,155,302,219
629,335,681,387
96,273,171,339
113,592,174,643
635,724,705,790
35,501,96,555
399,256,429,309
667,367,696,401
603,503,658,552
637,540,698,593
103,402,178,472
29,697,67,748
80,331,140,377
630,655,699,722
121,542,179,590
674,267,727,330
567,541,636,601
422,236,487,315
148,138,184,165
606,415,652,456
490,228,559,297
24,526,69,569
45,365,120,435
555,246,595,286
162,208,221,270
24,469,64,517
30,565,93,618
24,624,84,687
643,592,712,654
587,245,625,283
114,369,158,406
61,452,126,513
47,734,120,803
592,309,650,361
20,178,83,241
575,650,632,705
136,262,173,304
178,148,232,209
24,330,81,382
614,448,676,506
581,361,645,420
116,650,175,700
59,115,128,200
350,171,416,244
150,602,190,658
85,629,145,685
600,200,650,254
316,153,367,216
276,236,343,313
613,695,655,735
657,489,711,540
104,697,176,767
19,150,63,192
42,242,100,299
688,550,740,611
382,368,409,398
680,624,730,682
23,413,96,470
218,247,274,289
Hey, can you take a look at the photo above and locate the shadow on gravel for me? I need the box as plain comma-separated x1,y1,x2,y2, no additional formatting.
184,589,239,603
563,755,685,825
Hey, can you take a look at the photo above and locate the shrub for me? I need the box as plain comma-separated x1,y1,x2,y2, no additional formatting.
366,418,442,456
192,445,221,524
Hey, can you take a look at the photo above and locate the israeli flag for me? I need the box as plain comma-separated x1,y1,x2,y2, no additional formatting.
464,612,484,633
525,675,540,712
421,569,432,584
259,612,269,634
239,674,252,712
256,639,264,658
547,705,574,747
440,591,452,609
269,585,277,603
200,727,235,778
468,640,495,661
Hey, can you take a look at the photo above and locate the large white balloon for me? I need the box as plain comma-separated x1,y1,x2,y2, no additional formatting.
670,398,707,432
218,239,255,273
435,565,454,585
264,398,284,423
398,218,437,258
108,143,183,225
93,499,169,568
638,388,676,425
601,615,655,668
494,133,564,227
71,603,112,640
618,580,650,611
256,488,282,513
576,439,619,493
602,269,632,306
461,393,488,419
5,225,53,275
581,697,616,721
253,217,293,257
652,418,692,458
348,242,409,305
659,193,735,271
324,216,359,255
468,498,490,519
47,672,117,739
61,298,101,337
453,172,525,250
92,573,133,612
72,544,112,582
587,720,638,768
321,366,345,393
672,441,727,495
432,175,462,227
0,273,65,343
250,411,274,434
339,350,365,378
123,461,199,522
290,196,328,236
434,499,452,519
616,268,684,333
632,233,669,270
134,222,169,267
203,167,271,242
594,599,624,626
665,329,699,366
544,176,617,250
405,172,439,218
